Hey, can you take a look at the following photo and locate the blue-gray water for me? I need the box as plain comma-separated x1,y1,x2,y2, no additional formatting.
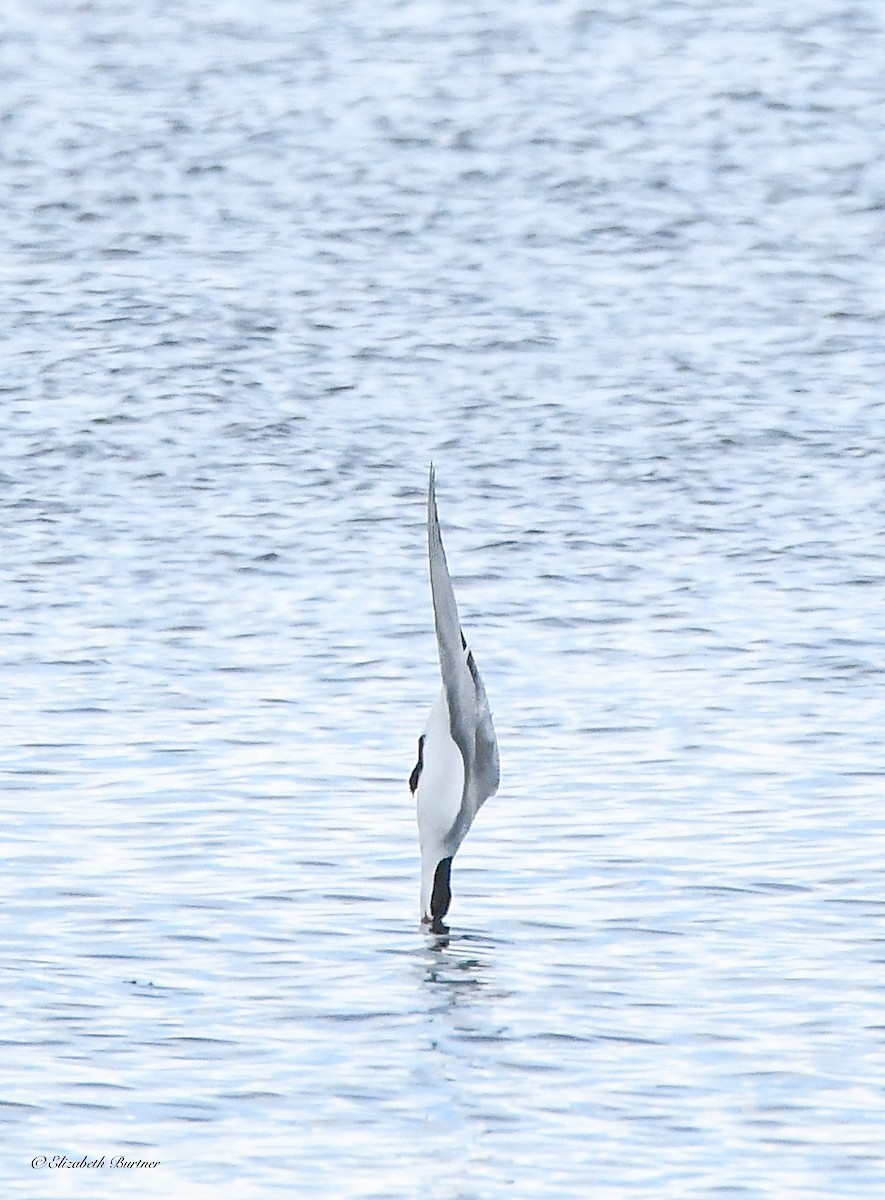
4,1,885,1196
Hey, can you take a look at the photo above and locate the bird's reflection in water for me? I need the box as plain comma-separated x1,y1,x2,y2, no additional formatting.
419,927,504,1002
409,929,507,1132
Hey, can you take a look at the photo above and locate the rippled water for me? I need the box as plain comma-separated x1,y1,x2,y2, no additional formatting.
4,1,885,1196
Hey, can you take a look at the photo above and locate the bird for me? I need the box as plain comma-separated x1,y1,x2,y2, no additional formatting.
409,466,500,932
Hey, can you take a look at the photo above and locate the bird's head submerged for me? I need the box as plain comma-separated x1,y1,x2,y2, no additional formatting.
420,855,452,933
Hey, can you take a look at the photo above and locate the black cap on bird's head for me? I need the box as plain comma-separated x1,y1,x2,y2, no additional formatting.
429,856,452,934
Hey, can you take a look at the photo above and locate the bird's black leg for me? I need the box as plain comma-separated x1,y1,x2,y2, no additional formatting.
409,734,425,795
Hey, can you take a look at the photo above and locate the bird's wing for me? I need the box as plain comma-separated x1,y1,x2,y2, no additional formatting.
466,646,500,811
428,466,477,774
427,466,499,823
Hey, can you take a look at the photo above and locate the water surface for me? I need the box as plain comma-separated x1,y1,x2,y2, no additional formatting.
3,1,885,1196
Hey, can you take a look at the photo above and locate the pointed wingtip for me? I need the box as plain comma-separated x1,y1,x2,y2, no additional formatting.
427,464,438,528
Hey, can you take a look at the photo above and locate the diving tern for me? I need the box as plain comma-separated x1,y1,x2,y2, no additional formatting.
410,467,499,931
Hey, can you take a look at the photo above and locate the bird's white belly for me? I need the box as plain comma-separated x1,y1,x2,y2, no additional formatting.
417,687,465,851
